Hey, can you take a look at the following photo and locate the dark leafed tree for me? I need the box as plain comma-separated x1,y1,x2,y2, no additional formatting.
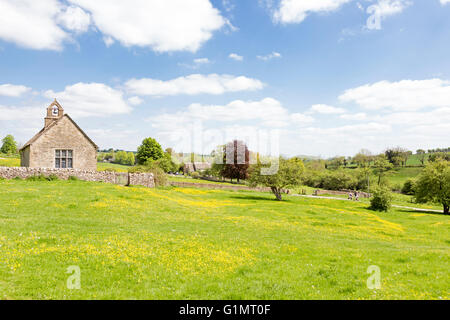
221,140,250,183
385,147,411,167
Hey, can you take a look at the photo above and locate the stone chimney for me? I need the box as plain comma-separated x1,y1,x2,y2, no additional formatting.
44,99,64,128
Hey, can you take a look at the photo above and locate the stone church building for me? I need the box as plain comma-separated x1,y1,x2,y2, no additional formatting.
19,100,98,170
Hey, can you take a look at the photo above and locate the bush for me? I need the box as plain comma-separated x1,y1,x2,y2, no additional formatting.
190,172,200,179
47,174,59,181
370,187,393,212
391,183,402,192
25,174,58,181
68,176,79,181
401,179,416,195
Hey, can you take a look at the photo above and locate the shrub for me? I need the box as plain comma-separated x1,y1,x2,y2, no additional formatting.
26,175,47,181
370,187,393,212
391,183,402,192
190,172,200,179
401,179,415,195
68,176,79,181
47,174,59,181
103,168,118,172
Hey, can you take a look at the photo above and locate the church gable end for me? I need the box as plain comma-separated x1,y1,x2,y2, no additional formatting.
20,100,98,171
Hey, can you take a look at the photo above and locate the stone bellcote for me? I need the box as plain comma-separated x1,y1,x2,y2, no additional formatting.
44,99,64,128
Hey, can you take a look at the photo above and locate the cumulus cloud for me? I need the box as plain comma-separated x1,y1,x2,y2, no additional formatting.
125,74,265,96
127,96,143,106
339,79,450,111
0,0,225,52
44,82,132,117
151,98,293,129
0,105,42,120
0,0,69,50
273,0,351,24
340,112,367,121
308,104,346,114
257,52,282,61
57,5,91,33
69,0,226,52
0,84,31,97
229,53,243,61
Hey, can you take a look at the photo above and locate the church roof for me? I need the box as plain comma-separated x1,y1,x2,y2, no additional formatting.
19,114,98,151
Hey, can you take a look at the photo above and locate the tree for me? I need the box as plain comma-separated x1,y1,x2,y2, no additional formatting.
249,157,304,201
414,161,449,215
114,150,127,164
1,135,17,154
416,149,426,166
154,151,177,173
136,137,164,165
221,140,250,183
429,152,450,162
353,149,372,168
126,152,135,166
373,155,394,185
385,147,410,167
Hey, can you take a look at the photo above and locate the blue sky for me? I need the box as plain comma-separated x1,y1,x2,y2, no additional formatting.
0,0,449,157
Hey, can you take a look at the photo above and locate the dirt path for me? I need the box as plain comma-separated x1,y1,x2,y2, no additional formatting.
292,194,442,213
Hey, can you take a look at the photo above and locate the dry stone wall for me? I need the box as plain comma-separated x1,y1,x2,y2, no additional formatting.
0,167,154,188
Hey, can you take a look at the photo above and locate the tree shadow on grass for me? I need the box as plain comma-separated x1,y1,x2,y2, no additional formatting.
228,194,293,202
396,209,446,216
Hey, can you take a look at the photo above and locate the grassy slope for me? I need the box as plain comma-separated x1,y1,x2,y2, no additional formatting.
0,180,448,300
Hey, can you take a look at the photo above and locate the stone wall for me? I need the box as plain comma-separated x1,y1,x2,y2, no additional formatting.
169,181,289,193
0,167,154,188
314,189,372,198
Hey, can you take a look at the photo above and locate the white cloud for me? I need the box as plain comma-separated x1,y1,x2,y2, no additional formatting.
128,96,143,106
339,79,450,111
257,52,282,61
291,113,315,123
229,53,243,61
125,74,265,96
0,105,42,120
0,84,31,97
0,0,225,52
151,98,292,129
273,0,351,24
309,104,346,114
366,0,411,30
44,82,132,117
0,0,69,50
69,0,226,52
340,112,367,120
57,5,91,33
194,58,211,65
179,58,212,69
440,0,450,4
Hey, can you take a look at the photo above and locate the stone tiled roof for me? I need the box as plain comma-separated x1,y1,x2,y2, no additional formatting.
20,114,98,151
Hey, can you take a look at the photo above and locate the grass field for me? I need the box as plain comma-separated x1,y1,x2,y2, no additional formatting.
96,162,130,172
0,179,448,299
0,157,20,167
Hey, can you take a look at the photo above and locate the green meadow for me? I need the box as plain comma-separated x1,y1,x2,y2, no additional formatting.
0,179,448,300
